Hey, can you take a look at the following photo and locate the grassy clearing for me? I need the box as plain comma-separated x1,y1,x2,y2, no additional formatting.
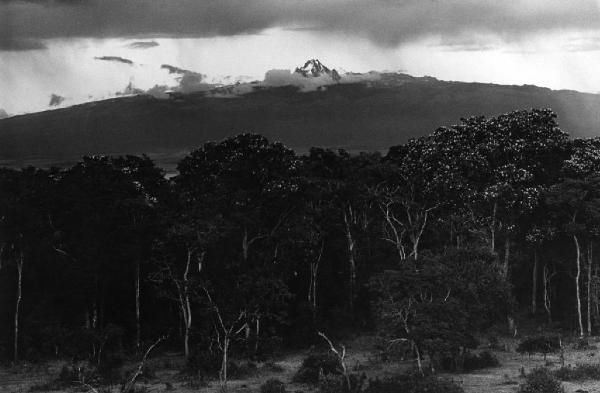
3,336,600,393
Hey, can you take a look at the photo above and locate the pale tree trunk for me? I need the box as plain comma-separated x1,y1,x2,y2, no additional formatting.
221,336,229,387
135,257,141,350
543,263,553,322
14,251,23,363
174,248,193,358
574,234,584,337
503,237,510,279
532,249,538,315
343,209,356,311
380,202,407,261
408,209,429,261
490,201,497,253
202,286,246,391
588,242,593,336
308,242,322,318
595,265,600,325
183,258,192,359
242,229,249,262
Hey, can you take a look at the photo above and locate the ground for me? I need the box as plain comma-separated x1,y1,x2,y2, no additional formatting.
2,336,600,393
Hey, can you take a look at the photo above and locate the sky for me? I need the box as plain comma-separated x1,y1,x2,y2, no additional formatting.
1,0,600,116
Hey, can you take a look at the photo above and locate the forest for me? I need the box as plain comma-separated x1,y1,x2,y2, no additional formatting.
2,108,600,393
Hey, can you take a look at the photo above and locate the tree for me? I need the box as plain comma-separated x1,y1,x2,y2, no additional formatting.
0,167,54,362
369,248,511,373
545,177,600,337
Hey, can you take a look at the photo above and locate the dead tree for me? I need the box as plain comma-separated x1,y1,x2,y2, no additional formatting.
121,335,165,393
317,332,351,391
203,285,248,390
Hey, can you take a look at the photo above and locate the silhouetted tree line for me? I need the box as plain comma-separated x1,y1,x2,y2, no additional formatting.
1,109,599,367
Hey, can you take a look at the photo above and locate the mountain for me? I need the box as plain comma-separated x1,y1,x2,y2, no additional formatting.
294,59,341,82
1,73,600,173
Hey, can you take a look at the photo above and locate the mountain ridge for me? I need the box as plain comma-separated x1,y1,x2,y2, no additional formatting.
1,72,599,171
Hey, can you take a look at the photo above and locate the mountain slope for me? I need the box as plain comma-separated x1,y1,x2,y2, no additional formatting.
1,75,600,170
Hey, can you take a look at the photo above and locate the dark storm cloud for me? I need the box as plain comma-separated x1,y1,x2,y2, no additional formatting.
95,56,134,64
127,41,159,49
161,64,191,75
1,0,599,47
0,38,46,51
49,93,64,106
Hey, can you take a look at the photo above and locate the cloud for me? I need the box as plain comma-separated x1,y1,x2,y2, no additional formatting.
563,37,600,52
95,56,133,64
0,38,46,51
115,81,144,96
1,1,599,47
160,64,209,93
0,109,8,119
127,40,159,49
161,64,192,74
49,94,65,106
145,84,170,98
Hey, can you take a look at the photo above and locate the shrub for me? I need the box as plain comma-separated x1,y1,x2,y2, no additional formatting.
463,350,500,372
261,378,287,393
518,367,564,393
318,374,366,393
573,338,598,351
97,351,125,383
364,374,463,393
181,349,221,378
228,360,258,379
293,352,341,383
30,364,99,392
554,363,600,381
264,361,285,372
517,335,561,357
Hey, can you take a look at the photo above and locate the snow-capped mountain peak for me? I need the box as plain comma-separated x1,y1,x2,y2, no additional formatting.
294,59,341,82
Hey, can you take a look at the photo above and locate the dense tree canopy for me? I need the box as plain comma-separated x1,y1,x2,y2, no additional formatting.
1,109,599,374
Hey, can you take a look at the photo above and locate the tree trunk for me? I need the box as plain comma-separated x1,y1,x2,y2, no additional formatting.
490,201,497,253
308,242,322,318
178,248,193,358
343,211,356,311
14,251,23,363
183,298,191,358
135,258,141,349
221,336,229,388
574,234,584,337
242,229,248,262
588,242,593,336
543,263,552,322
503,236,510,279
532,249,538,315
595,265,600,325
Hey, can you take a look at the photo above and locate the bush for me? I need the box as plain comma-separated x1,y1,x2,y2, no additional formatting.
518,367,564,393
318,374,366,393
30,364,100,392
228,360,258,379
554,363,600,381
364,374,463,393
573,338,598,351
181,349,221,378
463,350,500,372
293,352,341,383
261,378,287,393
98,351,125,383
264,361,285,372
517,335,561,357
